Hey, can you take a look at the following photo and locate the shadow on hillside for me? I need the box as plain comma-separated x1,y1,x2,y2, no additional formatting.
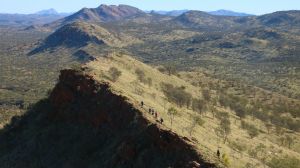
0,95,217,168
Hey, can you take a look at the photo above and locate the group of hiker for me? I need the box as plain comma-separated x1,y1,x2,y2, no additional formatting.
141,102,223,160
140,101,164,124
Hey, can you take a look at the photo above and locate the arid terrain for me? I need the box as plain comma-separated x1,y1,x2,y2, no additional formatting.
0,4,299,168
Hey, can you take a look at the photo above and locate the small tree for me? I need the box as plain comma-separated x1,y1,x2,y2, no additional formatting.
192,98,207,115
146,77,152,87
265,122,272,134
285,135,294,148
215,113,231,143
167,107,178,128
202,89,211,102
188,115,205,136
210,105,217,118
108,67,122,82
248,126,259,139
235,105,246,120
279,136,285,146
164,63,176,76
130,80,144,95
241,121,259,139
161,83,192,108
135,68,146,83
275,126,284,135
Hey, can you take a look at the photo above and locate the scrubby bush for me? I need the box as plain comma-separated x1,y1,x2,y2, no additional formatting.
222,153,230,167
135,68,146,83
164,63,177,76
161,83,192,108
202,89,211,101
215,112,231,143
192,98,207,115
167,107,178,128
241,121,259,138
146,77,152,87
108,67,122,82
228,140,246,152
187,115,205,136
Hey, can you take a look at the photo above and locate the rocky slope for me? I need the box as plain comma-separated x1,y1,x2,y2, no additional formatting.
45,4,145,29
29,21,140,55
0,69,218,168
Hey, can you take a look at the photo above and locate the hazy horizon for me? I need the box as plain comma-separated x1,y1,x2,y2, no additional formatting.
0,0,299,15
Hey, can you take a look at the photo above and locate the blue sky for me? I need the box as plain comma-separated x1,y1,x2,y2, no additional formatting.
1,0,299,15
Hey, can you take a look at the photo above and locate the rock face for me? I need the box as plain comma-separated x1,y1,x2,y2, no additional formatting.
49,69,136,129
0,69,218,168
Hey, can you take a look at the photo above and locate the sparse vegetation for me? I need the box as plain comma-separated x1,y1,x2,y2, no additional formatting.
167,107,178,128
222,153,230,167
164,63,177,76
215,112,231,143
135,68,146,83
1,6,300,168
268,156,300,168
161,83,192,108
187,115,205,136
108,67,122,82
192,98,207,115
241,121,260,139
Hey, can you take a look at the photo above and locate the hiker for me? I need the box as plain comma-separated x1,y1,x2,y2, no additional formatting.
149,108,152,113
141,101,144,107
160,118,164,124
154,112,158,119
217,149,220,159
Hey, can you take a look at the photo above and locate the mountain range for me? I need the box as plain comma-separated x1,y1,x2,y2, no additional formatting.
0,4,300,168
0,9,71,26
150,9,253,16
0,7,255,26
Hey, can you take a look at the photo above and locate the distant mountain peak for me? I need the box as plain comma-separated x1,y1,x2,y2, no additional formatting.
35,8,59,15
149,10,189,16
96,4,144,20
148,9,254,17
48,4,145,28
208,9,254,16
